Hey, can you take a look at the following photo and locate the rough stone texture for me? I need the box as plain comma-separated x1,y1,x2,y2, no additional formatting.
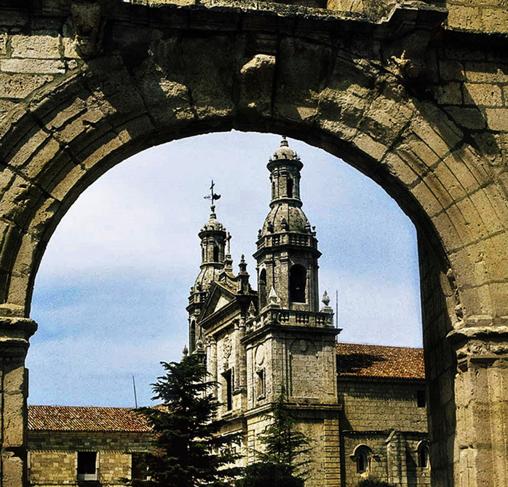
28,430,153,486
0,0,506,486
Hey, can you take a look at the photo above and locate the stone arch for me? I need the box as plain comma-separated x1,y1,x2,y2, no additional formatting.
289,264,307,303
0,6,506,486
416,440,431,469
350,444,373,474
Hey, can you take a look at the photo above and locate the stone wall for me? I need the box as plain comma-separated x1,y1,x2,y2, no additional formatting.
339,379,428,432
342,431,430,487
28,430,153,487
246,408,341,487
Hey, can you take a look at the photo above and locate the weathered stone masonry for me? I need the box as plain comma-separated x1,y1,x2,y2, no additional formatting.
0,0,506,486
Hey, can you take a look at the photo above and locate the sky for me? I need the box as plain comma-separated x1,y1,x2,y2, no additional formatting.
27,131,422,408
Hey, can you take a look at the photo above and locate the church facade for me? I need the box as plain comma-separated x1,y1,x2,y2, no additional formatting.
186,138,430,487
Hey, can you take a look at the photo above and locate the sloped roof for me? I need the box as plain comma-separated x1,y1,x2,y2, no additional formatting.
336,343,425,380
28,405,152,433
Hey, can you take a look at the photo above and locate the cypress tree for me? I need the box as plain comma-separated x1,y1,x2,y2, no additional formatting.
138,351,242,487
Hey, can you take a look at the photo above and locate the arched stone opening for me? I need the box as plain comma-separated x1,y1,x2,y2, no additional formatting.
0,7,506,485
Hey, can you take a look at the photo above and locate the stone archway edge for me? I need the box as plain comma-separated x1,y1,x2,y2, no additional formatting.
0,1,507,486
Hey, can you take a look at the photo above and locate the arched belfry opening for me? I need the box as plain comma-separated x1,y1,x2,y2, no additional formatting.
0,4,505,484
289,265,306,303
258,268,267,309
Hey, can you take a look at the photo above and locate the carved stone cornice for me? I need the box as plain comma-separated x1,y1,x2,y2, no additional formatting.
0,317,38,357
447,323,508,370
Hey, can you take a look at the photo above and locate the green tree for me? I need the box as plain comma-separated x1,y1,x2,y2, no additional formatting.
137,351,242,487
238,389,311,486
236,462,303,487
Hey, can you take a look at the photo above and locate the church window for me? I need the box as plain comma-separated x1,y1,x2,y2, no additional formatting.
354,445,371,474
417,442,430,468
287,176,293,198
223,369,233,411
77,451,97,481
416,389,426,407
259,269,267,309
256,369,266,399
289,265,306,303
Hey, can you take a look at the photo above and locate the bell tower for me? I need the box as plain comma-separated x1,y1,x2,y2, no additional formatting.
254,137,320,312
187,181,227,353
244,138,341,486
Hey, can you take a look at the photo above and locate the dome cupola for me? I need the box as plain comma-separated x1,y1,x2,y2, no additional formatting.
254,137,320,312
193,181,228,292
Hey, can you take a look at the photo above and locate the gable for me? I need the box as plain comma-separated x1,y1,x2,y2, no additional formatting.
200,282,238,322
214,295,232,312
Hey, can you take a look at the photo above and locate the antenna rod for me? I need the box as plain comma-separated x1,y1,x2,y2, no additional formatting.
132,375,138,409
335,289,339,328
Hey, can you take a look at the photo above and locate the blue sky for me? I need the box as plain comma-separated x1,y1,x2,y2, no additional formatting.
27,131,422,407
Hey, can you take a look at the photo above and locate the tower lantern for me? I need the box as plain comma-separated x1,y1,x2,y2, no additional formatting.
254,137,321,312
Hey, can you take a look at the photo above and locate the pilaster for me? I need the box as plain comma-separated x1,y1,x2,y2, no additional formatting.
448,324,508,487
0,316,37,487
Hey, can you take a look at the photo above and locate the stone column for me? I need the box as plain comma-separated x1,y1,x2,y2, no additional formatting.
0,316,37,487
449,326,508,487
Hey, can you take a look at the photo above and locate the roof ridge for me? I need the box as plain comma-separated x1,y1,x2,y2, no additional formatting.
337,342,423,350
28,404,138,409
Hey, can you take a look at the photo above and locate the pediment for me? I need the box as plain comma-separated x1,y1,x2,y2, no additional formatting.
214,295,231,312
200,282,237,321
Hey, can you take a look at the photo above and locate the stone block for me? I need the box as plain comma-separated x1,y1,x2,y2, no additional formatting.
0,73,52,99
444,106,486,130
463,83,503,107
447,5,483,32
2,391,25,447
1,451,24,487
10,34,61,59
439,60,465,81
9,128,49,169
239,54,275,117
0,31,7,56
0,58,65,74
435,82,463,105
465,63,508,83
480,7,508,34
485,108,508,131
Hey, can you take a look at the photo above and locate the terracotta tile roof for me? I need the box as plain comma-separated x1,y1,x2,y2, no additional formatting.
336,343,425,380
28,405,152,433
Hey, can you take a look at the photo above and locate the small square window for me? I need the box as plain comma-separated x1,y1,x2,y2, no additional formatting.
416,390,426,408
77,451,97,481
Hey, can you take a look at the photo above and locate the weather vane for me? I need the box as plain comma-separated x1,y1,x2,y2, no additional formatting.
204,179,221,212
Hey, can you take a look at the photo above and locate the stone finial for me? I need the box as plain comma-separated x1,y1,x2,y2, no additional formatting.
268,286,280,307
239,254,247,273
182,345,189,356
320,290,334,323
248,301,257,318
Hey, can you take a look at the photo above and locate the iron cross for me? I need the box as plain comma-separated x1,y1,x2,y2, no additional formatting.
204,180,221,211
